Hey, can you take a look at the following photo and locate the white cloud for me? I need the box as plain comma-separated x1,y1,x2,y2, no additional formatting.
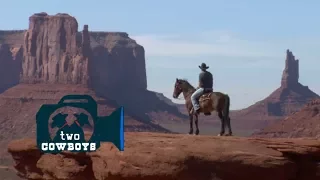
131,31,281,58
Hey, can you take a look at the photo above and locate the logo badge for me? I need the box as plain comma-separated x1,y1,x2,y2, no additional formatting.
36,95,124,153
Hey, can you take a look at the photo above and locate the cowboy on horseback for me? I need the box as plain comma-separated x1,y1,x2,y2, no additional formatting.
172,72,232,136
191,63,213,115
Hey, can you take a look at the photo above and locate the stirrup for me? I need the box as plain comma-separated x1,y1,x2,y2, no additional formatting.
190,108,200,115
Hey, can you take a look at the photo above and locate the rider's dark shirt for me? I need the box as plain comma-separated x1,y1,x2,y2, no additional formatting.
199,70,213,89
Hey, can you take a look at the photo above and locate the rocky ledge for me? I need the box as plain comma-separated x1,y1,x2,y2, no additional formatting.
252,99,320,138
7,132,320,180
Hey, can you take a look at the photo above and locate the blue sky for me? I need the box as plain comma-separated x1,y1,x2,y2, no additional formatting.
1,0,319,109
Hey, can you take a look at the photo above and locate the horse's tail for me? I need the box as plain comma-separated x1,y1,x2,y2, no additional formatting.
223,94,230,119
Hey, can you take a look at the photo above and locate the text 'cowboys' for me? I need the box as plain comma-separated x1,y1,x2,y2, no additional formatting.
40,131,96,151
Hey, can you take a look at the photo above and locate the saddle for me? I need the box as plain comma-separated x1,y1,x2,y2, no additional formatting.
190,88,213,116
199,88,213,102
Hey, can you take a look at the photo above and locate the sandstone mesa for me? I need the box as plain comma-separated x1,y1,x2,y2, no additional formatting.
0,12,186,173
0,12,185,132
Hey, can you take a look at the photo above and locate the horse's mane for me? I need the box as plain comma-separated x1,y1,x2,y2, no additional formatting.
179,78,195,89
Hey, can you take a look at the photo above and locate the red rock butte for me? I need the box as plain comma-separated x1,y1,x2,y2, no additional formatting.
235,49,319,119
21,12,147,90
0,12,185,120
0,13,187,168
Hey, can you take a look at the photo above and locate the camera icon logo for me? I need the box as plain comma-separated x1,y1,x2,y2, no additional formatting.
36,95,124,153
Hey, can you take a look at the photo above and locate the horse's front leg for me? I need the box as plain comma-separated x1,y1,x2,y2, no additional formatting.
195,114,199,135
188,114,193,134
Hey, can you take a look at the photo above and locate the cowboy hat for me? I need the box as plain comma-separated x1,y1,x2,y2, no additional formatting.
199,63,209,70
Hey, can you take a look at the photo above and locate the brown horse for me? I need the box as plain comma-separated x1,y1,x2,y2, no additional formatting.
172,78,232,136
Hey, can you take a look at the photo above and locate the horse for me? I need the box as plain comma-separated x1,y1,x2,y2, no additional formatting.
172,78,232,136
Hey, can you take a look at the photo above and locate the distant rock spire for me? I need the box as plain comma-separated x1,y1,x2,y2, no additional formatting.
281,49,299,87
81,24,91,57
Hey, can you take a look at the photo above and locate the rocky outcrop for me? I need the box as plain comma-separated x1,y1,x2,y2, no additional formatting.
7,133,320,180
0,30,26,47
0,12,147,92
233,49,319,130
89,32,147,92
0,12,188,167
0,31,25,93
252,98,320,138
0,12,182,120
21,12,89,84
0,84,172,168
0,13,151,103
281,49,299,88
154,92,176,106
0,44,22,93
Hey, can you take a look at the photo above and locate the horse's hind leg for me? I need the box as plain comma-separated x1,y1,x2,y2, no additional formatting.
195,114,199,135
217,111,225,136
188,114,193,134
225,117,232,136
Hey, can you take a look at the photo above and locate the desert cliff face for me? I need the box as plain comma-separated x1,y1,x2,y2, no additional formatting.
7,133,320,180
22,13,148,90
22,12,89,85
0,12,181,119
1,12,147,91
252,99,320,138
0,12,186,170
90,31,147,92
0,30,25,47
0,44,22,93
0,30,25,93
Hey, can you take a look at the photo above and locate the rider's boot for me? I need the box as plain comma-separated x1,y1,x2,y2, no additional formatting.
194,108,200,115
190,107,200,115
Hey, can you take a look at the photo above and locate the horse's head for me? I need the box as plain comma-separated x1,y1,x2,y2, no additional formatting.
173,78,184,99
51,113,68,128
74,113,91,127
